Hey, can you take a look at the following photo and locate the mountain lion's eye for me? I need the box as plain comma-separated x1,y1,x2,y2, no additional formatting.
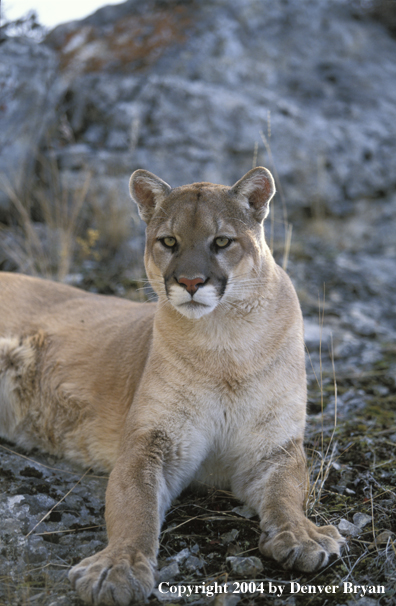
215,237,230,248
162,237,176,248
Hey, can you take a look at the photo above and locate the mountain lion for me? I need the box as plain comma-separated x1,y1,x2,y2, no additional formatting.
0,167,343,605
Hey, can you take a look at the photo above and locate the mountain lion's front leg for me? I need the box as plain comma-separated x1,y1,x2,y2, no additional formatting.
69,428,187,606
233,440,344,572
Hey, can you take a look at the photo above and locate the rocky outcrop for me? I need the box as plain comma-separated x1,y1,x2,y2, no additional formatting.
1,0,396,240
0,36,61,220
42,0,396,225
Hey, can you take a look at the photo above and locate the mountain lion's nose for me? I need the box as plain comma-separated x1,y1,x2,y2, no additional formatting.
177,277,205,295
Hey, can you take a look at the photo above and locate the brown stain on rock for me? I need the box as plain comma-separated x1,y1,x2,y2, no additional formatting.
57,8,191,74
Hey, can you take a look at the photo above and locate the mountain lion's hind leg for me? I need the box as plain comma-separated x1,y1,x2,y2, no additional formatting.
233,440,344,572
0,334,41,441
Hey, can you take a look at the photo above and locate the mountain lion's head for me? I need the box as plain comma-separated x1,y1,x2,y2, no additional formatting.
129,168,276,319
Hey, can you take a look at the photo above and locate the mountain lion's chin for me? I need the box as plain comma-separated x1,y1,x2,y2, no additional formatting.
174,300,217,319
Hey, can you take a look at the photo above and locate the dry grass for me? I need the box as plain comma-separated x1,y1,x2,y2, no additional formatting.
0,155,90,281
259,120,294,272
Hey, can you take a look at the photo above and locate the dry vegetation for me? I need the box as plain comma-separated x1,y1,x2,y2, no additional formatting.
0,156,90,281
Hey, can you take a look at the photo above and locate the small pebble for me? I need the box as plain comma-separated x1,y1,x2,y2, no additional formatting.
231,505,256,519
222,529,239,544
158,561,180,582
352,513,372,529
169,547,190,564
338,519,360,537
226,555,263,575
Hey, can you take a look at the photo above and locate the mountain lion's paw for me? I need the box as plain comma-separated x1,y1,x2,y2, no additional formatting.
69,547,155,606
259,520,344,572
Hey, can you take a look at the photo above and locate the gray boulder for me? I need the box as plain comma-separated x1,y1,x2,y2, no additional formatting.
0,36,61,219
44,0,396,221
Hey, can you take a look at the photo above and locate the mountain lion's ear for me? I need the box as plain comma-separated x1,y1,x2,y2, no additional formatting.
230,167,276,222
129,169,172,223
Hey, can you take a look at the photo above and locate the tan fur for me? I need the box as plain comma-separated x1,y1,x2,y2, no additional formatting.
0,168,343,605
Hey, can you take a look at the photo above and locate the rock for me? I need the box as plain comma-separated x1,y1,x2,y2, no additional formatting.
222,529,239,544
166,547,205,573
231,505,256,519
0,439,107,603
0,36,61,219
226,556,263,576
346,303,384,338
370,529,395,548
184,554,205,572
152,588,182,602
369,0,396,34
338,519,361,537
169,547,190,564
353,513,372,529
214,594,241,606
304,319,333,349
333,333,362,359
78,539,105,558
372,385,389,397
42,0,396,221
347,599,381,606
48,598,69,606
158,560,180,582
23,536,49,563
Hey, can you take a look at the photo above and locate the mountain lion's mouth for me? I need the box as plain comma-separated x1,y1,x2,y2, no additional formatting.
179,300,208,307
